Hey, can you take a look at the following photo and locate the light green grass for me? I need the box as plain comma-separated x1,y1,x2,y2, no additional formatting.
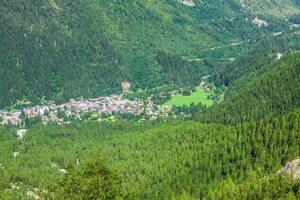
165,87,214,107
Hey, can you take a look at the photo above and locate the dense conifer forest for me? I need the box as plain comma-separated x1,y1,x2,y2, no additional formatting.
1,0,300,199
1,105,300,199
201,53,300,124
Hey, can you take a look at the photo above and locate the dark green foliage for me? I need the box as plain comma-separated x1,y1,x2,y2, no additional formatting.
80,112,94,121
290,14,300,24
0,170,10,192
44,152,121,200
201,53,300,124
24,116,42,127
1,1,300,199
210,36,295,89
1,107,300,199
208,175,300,199
0,0,296,107
211,52,274,87
155,52,207,87
172,102,206,118
0,0,124,107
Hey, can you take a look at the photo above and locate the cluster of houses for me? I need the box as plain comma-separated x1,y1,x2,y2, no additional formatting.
0,95,173,126
0,110,22,126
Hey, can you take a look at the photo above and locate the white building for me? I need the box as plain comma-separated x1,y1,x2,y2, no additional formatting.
16,129,27,139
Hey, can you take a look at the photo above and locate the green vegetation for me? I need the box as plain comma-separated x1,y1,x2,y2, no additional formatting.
237,0,299,17
0,0,299,107
1,106,300,199
0,54,300,199
44,152,121,200
165,87,214,106
210,33,300,89
1,1,300,199
207,175,300,199
2,49,300,199
201,53,300,124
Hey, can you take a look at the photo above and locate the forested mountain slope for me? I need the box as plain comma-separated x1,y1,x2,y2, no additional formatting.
2,1,300,199
1,0,299,107
210,35,295,88
237,0,300,17
1,107,300,199
201,53,300,124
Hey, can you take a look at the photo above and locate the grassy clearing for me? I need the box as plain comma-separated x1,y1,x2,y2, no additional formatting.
165,87,214,107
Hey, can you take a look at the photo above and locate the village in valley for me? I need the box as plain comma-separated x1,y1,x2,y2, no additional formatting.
1,0,291,128
0,82,176,126
0,79,217,127
0,95,173,126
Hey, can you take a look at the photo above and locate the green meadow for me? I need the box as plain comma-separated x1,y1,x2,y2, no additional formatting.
165,87,214,107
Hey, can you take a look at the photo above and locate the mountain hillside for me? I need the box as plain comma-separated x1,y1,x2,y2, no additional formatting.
2,1,300,200
1,0,299,107
201,53,300,124
237,0,300,17
1,106,300,199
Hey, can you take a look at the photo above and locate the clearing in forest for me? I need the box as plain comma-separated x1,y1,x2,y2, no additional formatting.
165,87,214,107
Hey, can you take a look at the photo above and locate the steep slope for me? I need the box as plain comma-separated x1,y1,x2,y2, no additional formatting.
201,53,300,124
0,0,124,106
0,0,299,107
210,35,294,87
1,107,300,199
208,157,300,199
237,0,300,17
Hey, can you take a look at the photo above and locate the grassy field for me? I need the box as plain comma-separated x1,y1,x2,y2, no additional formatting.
165,87,214,107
